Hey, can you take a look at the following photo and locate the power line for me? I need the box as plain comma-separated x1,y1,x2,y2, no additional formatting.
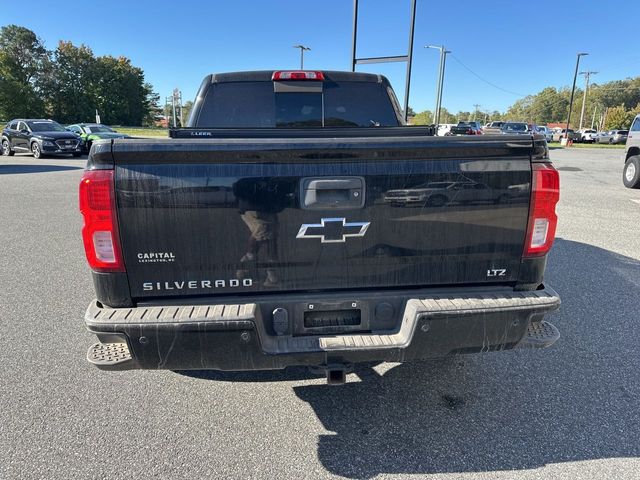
417,84,639,117
445,53,639,114
448,53,527,97
500,81,640,113
594,57,640,72
589,86,640,92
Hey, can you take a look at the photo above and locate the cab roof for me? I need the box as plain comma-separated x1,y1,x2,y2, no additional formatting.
209,70,385,84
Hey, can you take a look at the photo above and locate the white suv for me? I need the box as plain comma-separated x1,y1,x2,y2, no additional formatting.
623,115,640,188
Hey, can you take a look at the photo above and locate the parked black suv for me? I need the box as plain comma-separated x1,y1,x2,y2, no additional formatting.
1,119,83,158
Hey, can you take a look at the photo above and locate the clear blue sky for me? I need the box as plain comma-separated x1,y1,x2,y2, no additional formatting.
3,0,640,114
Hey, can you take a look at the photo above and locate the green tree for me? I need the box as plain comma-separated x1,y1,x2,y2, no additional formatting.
180,100,194,126
0,25,49,119
143,87,162,126
488,110,504,122
411,109,433,125
438,108,456,124
92,55,156,126
499,76,640,127
604,104,636,130
0,27,160,125
528,87,569,124
42,41,97,123
455,111,472,122
505,96,533,122
590,78,640,114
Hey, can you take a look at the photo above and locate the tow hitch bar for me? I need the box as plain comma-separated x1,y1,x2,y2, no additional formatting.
309,364,350,385
326,367,347,385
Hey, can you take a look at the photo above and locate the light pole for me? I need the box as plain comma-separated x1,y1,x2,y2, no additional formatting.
565,52,588,140
293,44,311,69
424,45,450,126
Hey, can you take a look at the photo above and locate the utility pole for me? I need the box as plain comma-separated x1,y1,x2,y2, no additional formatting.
425,45,450,126
293,45,311,69
578,70,598,130
173,89,184,126
565,52,588,140
171,95,176,128
473,104,481,121
601,107,610,131
172,88,181,128
164,96,172,128
590,105,598,130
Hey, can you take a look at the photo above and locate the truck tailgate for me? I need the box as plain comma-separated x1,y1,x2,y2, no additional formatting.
112,136,533,299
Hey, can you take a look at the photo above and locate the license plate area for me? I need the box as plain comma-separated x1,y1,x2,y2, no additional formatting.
304,309,361,328
293,300,370,336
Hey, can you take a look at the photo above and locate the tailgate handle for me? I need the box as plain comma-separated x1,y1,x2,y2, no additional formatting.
301,177,365,210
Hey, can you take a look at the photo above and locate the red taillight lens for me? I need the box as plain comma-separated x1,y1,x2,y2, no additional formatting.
79,170,125,272
271,71,325,81
524,163,560,257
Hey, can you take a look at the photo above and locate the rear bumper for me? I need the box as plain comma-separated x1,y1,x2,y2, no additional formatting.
85,286,560,371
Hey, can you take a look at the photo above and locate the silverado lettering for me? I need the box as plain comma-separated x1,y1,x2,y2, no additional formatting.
142,279,253,291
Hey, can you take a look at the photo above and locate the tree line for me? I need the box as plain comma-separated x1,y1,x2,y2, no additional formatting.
412,76,640,130
4,23,638,131
0,25,159,125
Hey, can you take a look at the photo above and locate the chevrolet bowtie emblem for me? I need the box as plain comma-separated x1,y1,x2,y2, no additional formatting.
296,218,370,243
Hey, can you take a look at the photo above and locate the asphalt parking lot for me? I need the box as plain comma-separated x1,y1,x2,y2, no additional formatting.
1,147,639,479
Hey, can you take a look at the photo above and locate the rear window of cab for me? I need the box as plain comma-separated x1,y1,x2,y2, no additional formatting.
196,81,400,128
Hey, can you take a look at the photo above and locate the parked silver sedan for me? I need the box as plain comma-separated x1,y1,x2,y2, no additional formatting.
597,130,629,144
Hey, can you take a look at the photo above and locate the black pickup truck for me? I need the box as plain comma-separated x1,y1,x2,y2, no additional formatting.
448,121,483,136
80,70,560,384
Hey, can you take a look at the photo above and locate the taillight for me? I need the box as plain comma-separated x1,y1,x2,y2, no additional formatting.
524,163,560,257
271,71,325,81
79,170,125,272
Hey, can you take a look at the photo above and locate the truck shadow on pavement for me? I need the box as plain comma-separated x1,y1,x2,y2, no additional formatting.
0,164,82,175
177,238,639,478
290,238,640,478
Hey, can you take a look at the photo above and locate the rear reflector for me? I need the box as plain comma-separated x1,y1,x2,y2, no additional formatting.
272,70,325,81
79,170,125,272
524,163,560,257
